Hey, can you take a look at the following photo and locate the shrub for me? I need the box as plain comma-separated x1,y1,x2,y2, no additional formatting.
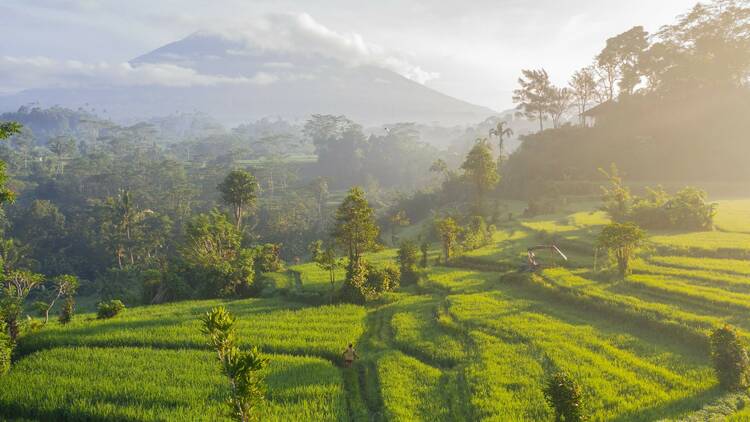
58,296,74,325
544,372,585,421
96,300,126,320
398,240,419,285
462,216,494,250
597,222,645,276
201,307,268,421
254,243,284,273
367,262,400,293
711,325,750,390
340,260,400,304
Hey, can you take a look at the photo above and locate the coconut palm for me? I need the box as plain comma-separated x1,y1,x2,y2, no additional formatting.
489,121,514,156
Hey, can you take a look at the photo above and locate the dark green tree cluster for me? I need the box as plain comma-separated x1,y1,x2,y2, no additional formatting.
504,0,750,197
711,325,750,390
599,165,715,230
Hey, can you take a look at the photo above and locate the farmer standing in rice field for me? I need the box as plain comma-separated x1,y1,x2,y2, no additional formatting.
342,343,359,368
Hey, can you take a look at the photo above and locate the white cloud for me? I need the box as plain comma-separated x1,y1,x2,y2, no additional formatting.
0,56,276,93
203,13,439,84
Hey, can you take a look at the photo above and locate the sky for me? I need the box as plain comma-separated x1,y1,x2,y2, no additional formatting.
1,0,695,111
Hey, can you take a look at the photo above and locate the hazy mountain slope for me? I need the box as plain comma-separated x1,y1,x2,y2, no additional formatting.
0,32,494,126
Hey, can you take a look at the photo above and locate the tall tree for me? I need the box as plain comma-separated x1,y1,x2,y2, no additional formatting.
47,135,76,176
489,121,514,156
218,169,259,230
331,187,379,267
434,217,459,264
569,67,598,126
513,69,553,132
0,122,20,205
461,138,499,215
599,26,649,97
548,87,573,128
1,269,44,341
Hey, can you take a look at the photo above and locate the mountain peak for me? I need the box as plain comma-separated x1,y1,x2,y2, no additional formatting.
2,29,494,126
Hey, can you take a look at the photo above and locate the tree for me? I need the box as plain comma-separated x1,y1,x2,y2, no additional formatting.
599,164,632,223
201,306,268,422
397,240,419,285
0,121,20,205
58,296,75,325
1,269,44,341
711,325,750,390
600,26,649,97
181,211,255,298
47,135,76,176
309,177,329,231
548,87,572,129
569,67,598,126
489,121,513,157
218,169,259,230
430,158,448,175
420,241,429,268
388,210,410,244
597,222,645,276
41,274,79,325
544,372,585,422
434,217,460,264
310,241,342,294
461,138,499,215
513,69,553,131
331,187,379,268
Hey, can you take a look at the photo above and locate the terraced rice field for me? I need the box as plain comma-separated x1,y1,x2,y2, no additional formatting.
5,199,750,420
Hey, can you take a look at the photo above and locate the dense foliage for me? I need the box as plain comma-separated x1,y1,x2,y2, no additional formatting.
710,325,750,390
96,299,125,319
544,372,585,422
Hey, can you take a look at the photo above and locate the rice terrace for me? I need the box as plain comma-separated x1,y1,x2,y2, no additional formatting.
3,0,750,421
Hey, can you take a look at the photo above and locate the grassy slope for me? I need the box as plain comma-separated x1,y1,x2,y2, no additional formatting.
5,199,750,420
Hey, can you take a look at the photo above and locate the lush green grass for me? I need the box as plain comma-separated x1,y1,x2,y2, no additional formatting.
650,231,750,254
18,297,366,361
714,199,750,233
632,259,750,293
375,351,453,421
389,296,467,366
648,255,750,277
0,347,348,421
7,199,750,420
447,290,714,421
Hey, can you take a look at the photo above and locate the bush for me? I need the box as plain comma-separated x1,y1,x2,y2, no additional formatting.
58,296,74,325
711,325,750,390
462,216,494,251
96,300,126,320
254,243,284,273
398,240,419,285
366,262,400,293
544,372,585,421
340,259,400,304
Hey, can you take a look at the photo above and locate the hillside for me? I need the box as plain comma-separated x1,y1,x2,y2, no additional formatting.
4,199,750,420
0,32,495,126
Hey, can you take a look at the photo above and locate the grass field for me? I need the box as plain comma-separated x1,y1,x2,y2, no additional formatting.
4,198,750,420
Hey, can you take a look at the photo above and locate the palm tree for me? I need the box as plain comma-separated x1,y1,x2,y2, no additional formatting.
489,121,514,157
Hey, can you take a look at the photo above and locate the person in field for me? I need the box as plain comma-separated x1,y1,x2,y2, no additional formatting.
342,343,359,367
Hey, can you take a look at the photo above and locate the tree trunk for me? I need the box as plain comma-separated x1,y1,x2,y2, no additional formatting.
538,112,544,132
